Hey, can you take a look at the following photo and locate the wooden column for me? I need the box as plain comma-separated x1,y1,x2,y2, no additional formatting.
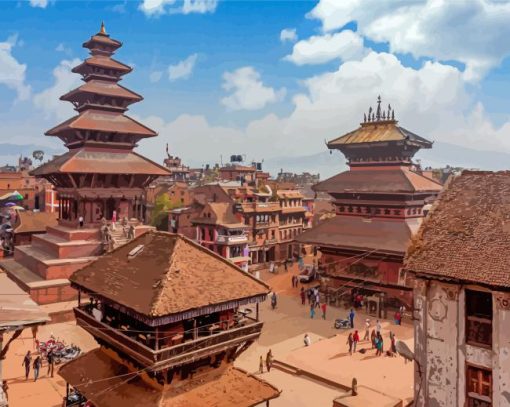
193,319,197,340
256,302,259,322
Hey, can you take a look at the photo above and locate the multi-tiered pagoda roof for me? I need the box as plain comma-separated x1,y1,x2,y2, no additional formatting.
33,23,168,186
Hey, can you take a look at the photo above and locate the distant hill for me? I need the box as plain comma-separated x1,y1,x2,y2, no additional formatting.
263,141,510,180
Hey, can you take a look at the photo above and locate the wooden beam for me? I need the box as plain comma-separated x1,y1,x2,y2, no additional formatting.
68,174,77,189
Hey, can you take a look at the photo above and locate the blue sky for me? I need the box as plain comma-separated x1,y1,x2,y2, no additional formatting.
2,0,510,177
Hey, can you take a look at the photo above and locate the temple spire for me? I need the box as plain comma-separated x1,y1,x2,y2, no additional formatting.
363,96,397,123
100,21,107,35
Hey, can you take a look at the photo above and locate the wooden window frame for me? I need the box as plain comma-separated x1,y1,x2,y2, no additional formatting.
466,363,492,406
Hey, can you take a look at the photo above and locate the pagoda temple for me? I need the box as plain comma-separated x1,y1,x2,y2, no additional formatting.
0,24,169,307
296,97,442,314
59,230,280,406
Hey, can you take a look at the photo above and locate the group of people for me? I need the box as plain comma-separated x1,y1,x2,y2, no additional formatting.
259,349,274,374
22,348,55,382
301,287,328,320
346,318,398,357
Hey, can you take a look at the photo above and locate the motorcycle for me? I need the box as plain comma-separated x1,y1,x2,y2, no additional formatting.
54,344,81,364
334,317,351,329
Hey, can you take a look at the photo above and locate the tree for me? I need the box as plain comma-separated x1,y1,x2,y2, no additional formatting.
150,193,181,230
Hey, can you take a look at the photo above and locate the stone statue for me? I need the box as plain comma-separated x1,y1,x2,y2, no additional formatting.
128,225,135,240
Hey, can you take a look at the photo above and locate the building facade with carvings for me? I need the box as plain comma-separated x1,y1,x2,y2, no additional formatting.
405,171,510,407
296,97,442,313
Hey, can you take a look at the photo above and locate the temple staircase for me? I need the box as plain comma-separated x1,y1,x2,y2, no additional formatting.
108,225,131,249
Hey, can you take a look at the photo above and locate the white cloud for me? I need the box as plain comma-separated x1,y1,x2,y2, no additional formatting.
29,0,48,8
139,0,217,16
280,28,297,43
55,43,72,56
181,0,217,14
149,70,163,83
168,54,198,81
0,35,31,101
221,66,286,111
308,0,510,81
33,58,81,120
135,48,510,178
285,30,367,65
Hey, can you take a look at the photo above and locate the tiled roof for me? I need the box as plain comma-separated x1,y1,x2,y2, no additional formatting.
327,121,432,148
193,202,246,228
14,211,58,234
70,231,270,317
59,348,280,407
277,190,304,199
46,109,157,137
405,171,510,288
72,56,132,74
296,215,421,255
61,80,142,101
31,149,170,176
314,168,442,194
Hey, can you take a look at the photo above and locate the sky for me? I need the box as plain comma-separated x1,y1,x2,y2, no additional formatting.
2,0,510,177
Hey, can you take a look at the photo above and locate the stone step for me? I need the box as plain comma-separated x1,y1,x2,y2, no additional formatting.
14,245,96,280
46,224,100,241
31,233,102,259
0,259,76,305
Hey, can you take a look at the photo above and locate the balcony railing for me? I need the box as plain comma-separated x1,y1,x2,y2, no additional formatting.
74,307,263,371
216,235,248,244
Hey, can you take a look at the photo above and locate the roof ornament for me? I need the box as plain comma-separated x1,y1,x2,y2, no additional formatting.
364,113,367,123
100,21,107,35
368,106,372,122
392,109,395,120
376,95,382,121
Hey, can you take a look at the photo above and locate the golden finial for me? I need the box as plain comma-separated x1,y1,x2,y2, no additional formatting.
100,21,106,35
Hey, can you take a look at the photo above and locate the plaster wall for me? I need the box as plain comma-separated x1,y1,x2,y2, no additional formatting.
415,280,510,407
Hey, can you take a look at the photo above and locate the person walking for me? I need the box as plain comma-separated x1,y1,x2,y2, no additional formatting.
376,319,382,335
33,355,41,382
315,291,320,308
321,302,327,320
300,287,306,305
22,351,31,381
265,350,273,372
47,349,55,378
363,319,370,341
390,332,397,354
310,304,315,319
304,333,311,347
347,333,354,355
112,209,117,230
259,356,264,374
376,333,384,356
271,292,277,310
371,329,376,349
395,310,402,326
349,308,355,328
78,215,84,228
353,330,360,353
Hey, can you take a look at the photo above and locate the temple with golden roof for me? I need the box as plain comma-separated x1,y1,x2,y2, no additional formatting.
297,97,442,314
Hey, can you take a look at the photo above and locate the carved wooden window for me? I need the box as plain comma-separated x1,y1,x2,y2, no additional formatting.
466,365,492,406
466,289,492,348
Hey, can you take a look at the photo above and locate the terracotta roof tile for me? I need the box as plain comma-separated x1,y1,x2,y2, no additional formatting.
193,202,246,228
70,231,270,318
31,149,170,176
73,56,132,73
296,215,420,255
61,80,142,101
46,109,157,137
59,348,280,407
405,171,510,288
314,168,442,194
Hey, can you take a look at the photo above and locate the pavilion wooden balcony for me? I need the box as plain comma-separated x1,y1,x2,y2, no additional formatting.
73,306,263,372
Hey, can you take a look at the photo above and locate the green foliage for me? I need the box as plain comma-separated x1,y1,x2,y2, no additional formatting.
150,193,181,230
